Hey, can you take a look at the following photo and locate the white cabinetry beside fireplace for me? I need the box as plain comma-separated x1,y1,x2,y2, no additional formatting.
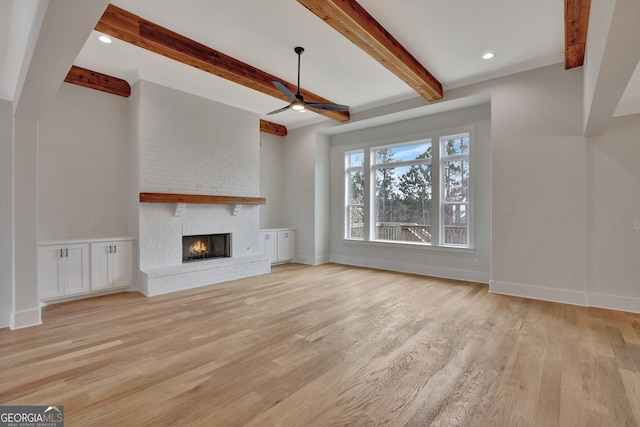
38,237,135,302
260,228,295,264
38,243,90,299
91,240,134,291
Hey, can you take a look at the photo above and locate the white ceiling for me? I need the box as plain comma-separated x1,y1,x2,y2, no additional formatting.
2,0,639,129
74,0,568,129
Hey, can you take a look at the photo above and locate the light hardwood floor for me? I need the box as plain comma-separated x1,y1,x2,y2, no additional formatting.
1,263,639,426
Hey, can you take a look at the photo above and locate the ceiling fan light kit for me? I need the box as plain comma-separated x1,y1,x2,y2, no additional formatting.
267,46,349,116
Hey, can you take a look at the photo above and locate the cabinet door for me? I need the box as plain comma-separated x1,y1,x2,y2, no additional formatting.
260,232,277,263
277,230,295,262
91,242,111,291
38,246,65,299
65,245,89,295
110,241,133,289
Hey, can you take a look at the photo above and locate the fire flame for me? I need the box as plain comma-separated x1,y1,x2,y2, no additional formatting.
189,240,208,254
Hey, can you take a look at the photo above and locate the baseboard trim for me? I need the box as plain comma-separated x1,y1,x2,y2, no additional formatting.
39,287,137,307
10,307,42,330
0,309,9,329
588,292,640,314
330,255,490,284
489,280,588,306
295,254,330,266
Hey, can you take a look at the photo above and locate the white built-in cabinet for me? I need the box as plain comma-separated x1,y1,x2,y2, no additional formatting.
260,231,277,263
277,230,295,263
259,228,295,264
38,237,135,302
91,241,133,291
38,243,90,299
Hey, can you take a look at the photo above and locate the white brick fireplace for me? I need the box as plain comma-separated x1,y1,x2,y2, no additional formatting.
134,81,270,296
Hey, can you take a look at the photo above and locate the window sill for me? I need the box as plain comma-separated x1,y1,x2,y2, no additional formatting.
342,238,475,254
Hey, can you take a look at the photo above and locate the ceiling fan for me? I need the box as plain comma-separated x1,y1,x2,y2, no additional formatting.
267,46,350,115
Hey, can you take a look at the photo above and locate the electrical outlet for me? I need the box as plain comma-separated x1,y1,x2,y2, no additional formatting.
473,258,479,266
633,220,640,231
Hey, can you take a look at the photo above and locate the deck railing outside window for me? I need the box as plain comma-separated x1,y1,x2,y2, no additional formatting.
349,223,467,245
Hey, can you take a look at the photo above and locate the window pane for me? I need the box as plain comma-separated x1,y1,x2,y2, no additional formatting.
374,165,432,243
443,204,468,245
375,167,398,223
443,160,469,202
442,135,469,157
348,151,364,167
349,171,364,204
346,150,364,240
374,142,431,164
349,206,364,239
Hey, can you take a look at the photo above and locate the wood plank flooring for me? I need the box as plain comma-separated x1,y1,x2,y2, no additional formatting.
1,263,639,426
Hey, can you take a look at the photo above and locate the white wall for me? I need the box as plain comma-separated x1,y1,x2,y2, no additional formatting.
260,131,341,267
0,99,13,327
283,64,624,310
12,117,40,328
328,104,491,283
38,83,133,240
486,65,588,304
587,114,640,311
259,132,283,229
583,0,640,135
282,123,332,265
314,133,331,264
127,81,141,253
2,0,112,329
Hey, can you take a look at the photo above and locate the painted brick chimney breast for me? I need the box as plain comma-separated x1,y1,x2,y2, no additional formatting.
134,81,269,295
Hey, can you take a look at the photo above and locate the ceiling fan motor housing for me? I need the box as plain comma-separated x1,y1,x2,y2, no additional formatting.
266,46,349,115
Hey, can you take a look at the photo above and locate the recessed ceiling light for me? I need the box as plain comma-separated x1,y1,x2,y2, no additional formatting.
482,52,495,60
98,35,112,44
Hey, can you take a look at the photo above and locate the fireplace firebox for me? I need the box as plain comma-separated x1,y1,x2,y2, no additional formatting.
182,233,231,263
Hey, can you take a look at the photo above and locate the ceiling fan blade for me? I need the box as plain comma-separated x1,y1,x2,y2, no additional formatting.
306,102,350,111
273,81,296,102
266,104,292,115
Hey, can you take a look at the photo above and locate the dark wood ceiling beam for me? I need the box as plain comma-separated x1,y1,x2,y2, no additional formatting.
64,65,288,136
95,4,349,122
297,0,442,101
565,0,591,69
64,65,131,97
260,119,287,137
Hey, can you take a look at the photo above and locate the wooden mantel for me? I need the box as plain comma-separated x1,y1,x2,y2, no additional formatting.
139,192,266,205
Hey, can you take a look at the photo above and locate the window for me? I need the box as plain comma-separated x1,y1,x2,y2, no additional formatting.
344,131,471,248
346,150,364,239
441,134,470,246
372,141,432,243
